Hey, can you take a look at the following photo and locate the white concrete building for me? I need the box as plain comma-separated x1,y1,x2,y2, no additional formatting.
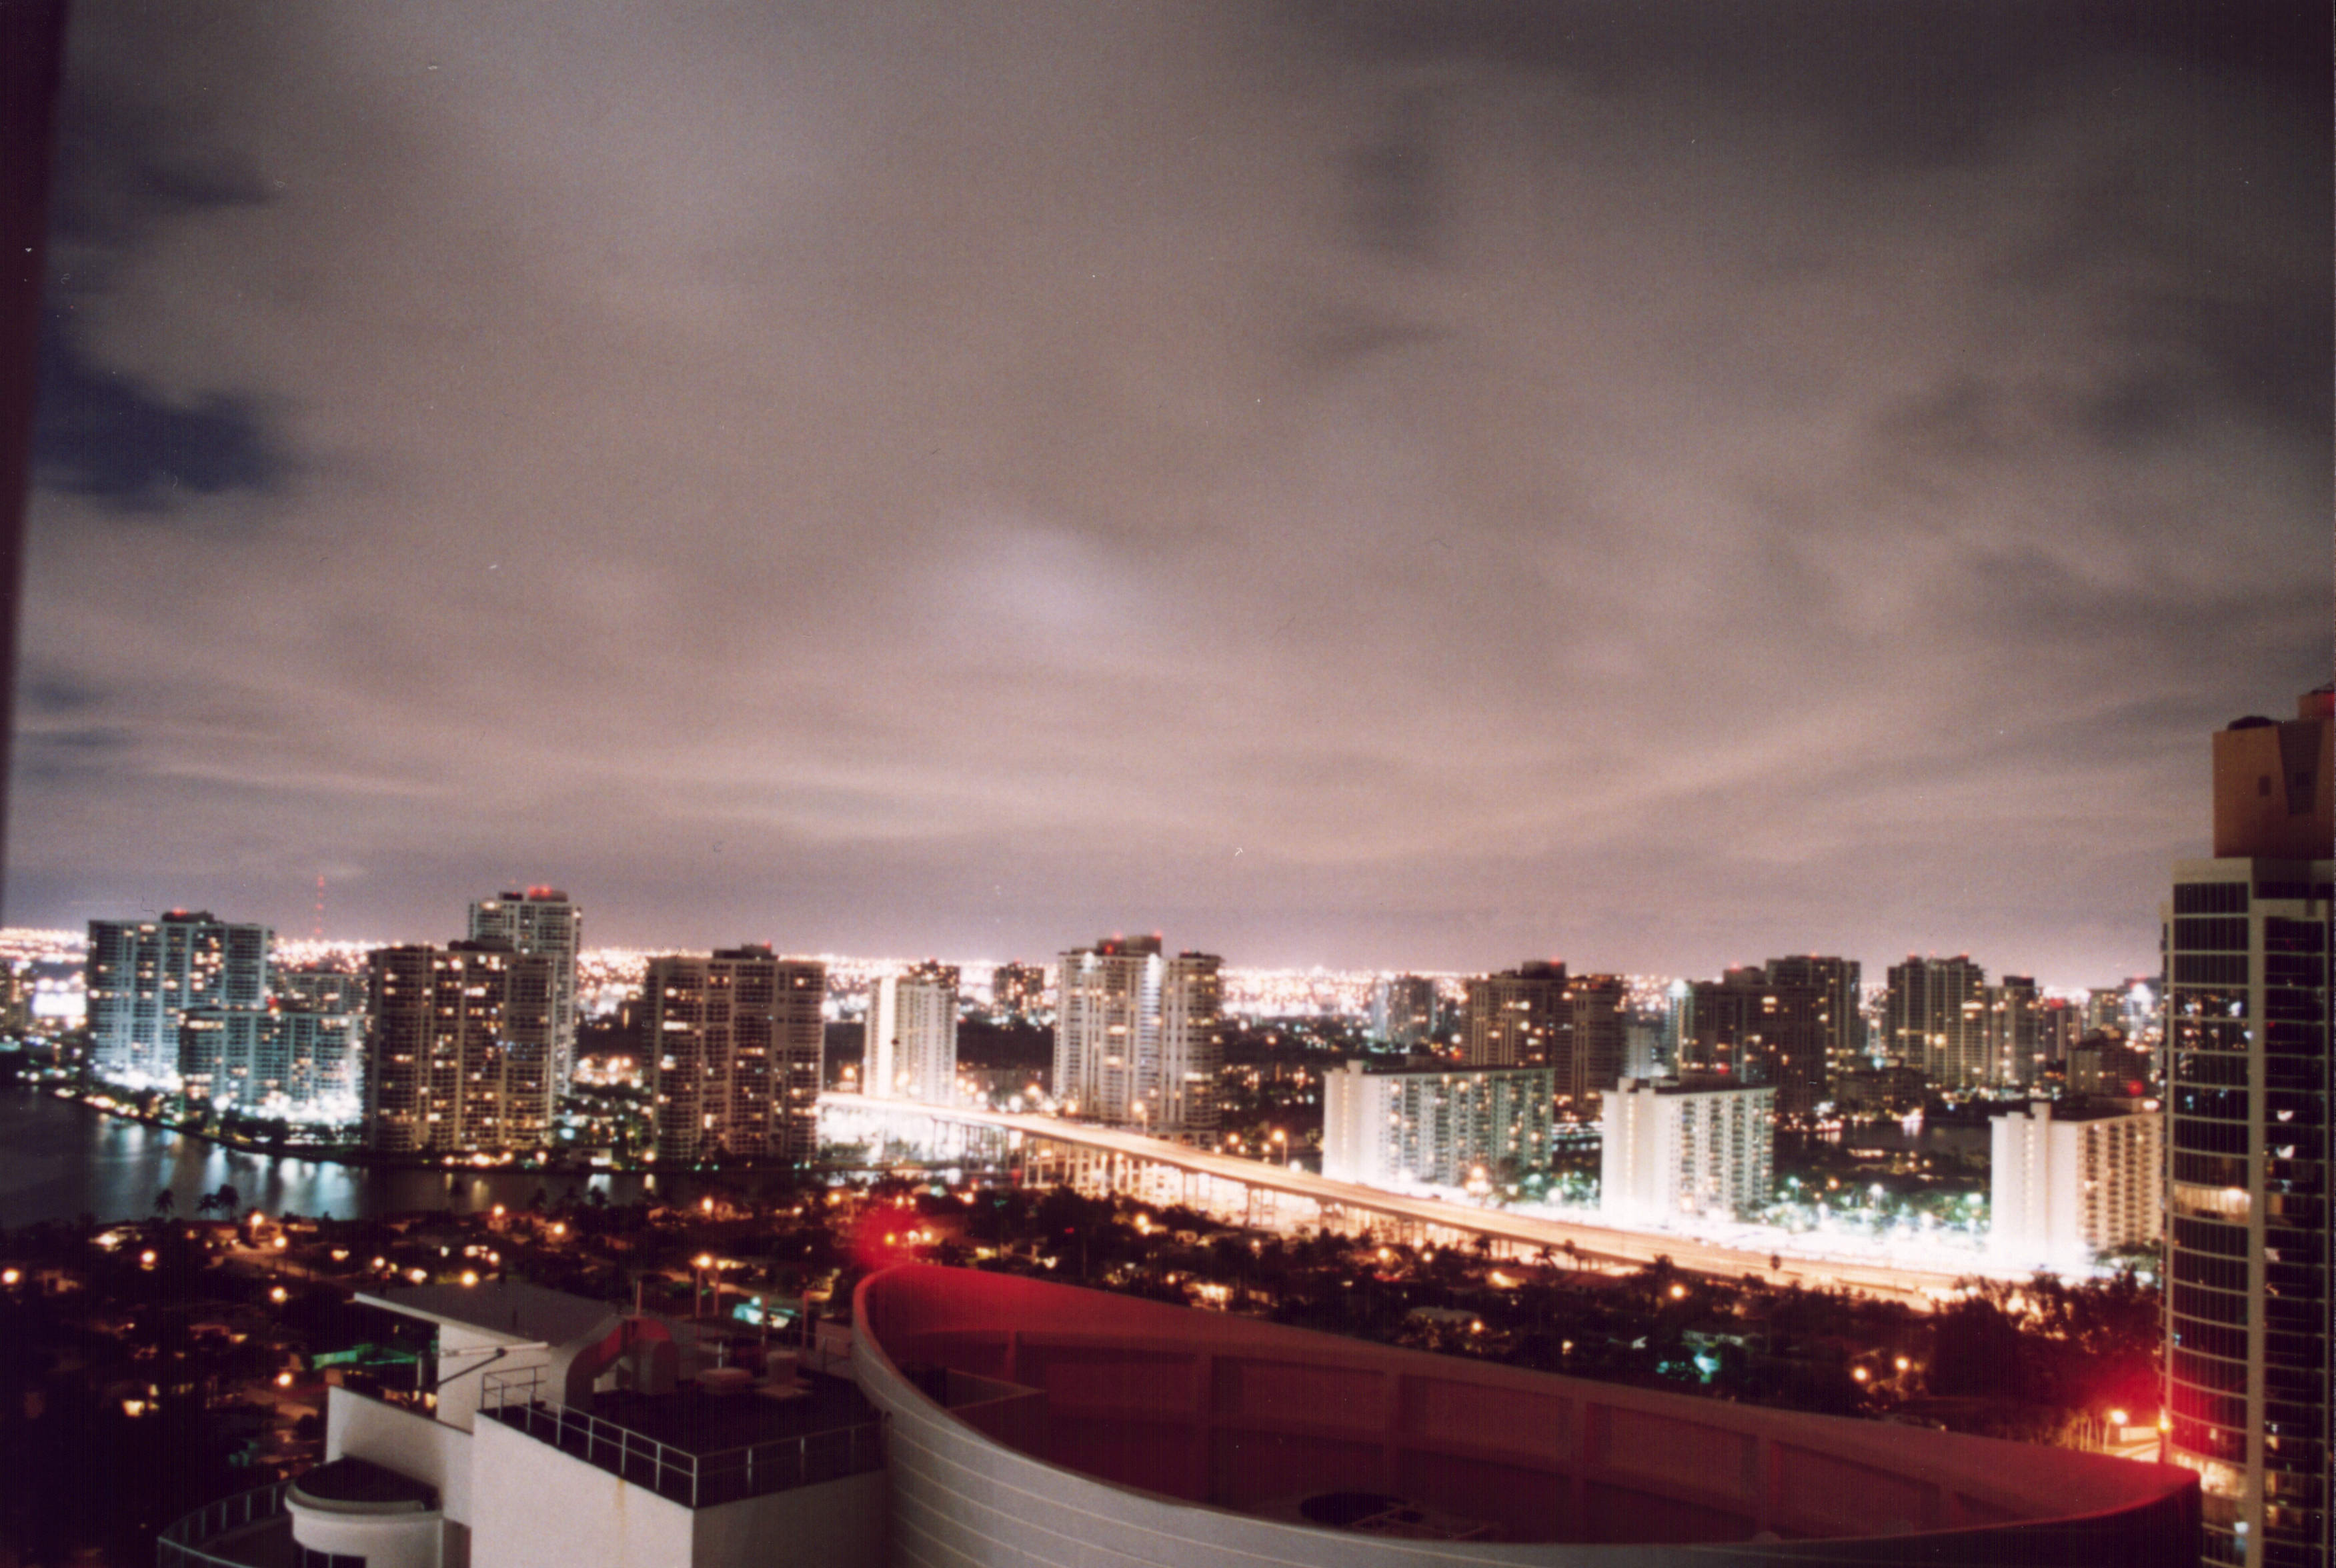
866,963,959,1105
1052,936,1221,1141
159,1280,885,1568
1599,1077,1775,1225
1320,1059,1552,1189
1990,1100,2163,1272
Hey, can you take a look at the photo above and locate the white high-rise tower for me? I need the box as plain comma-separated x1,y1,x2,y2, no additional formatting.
1053,935,1221,1141
867,961,960,1104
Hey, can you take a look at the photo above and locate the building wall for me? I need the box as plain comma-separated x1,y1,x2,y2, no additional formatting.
855,1265,2200,1567
688,1470,884,1568
468,1415,694,1568
327,1387,475,1525
1883,957,1989,1089
1462,963,1564,1069
2211,695,2333,859
1368,976,1438,1050
287,1493,443,1568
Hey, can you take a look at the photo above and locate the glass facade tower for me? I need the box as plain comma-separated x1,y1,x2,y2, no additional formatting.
2165,688,2333,1568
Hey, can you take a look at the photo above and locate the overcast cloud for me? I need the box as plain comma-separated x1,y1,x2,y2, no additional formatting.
13,1,2329,984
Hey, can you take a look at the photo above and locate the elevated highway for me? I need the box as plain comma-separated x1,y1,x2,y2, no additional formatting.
820,1095,1987,1309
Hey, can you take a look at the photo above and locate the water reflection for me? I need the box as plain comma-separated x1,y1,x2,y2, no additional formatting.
0,1090,666,1226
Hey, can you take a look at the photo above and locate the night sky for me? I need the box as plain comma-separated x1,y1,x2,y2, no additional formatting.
13,2,2329,984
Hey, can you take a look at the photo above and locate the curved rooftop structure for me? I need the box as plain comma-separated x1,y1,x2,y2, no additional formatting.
855,1265,2198,1567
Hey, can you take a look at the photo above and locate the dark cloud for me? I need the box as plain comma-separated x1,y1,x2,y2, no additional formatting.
5,1,2325,985
33,313,288,510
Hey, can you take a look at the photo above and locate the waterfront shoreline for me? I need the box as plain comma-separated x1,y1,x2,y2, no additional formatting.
31,1085,607,1174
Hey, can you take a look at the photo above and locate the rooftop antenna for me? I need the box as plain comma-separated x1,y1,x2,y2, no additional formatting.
311,872,325,940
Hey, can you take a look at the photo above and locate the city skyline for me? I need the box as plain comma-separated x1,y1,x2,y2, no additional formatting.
15,3,2328,981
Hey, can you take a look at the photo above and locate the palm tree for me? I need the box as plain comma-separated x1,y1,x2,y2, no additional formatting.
153,1189,175,1219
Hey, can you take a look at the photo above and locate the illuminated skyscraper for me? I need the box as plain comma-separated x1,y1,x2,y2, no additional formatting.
469,888,583,1086
1683,966,1831,1119
1559,973,1629,1119
1763,955,1865,1074
1368,975,1438,1049
644,946,824,1165
1883,955,1989,1089
1052,935,1221,1141
2165,687,2332,1568
990,961,1048,1021
868,961,959,1103
87,911,271,1083
1462,961,1565,1069
1987,974,2043,1087
363,939,555,1154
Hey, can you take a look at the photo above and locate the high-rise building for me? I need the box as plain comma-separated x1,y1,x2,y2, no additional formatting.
1558,973,1628,1119
1052,936,1222,1141
2037,995,2084,1067
1368,975,1439,1050
86,911,271,1083
1986,974,2042,1087
867,961,959,1104
2066,1033,2153,1099
644,946,825,1165
177,959,366,1119
363,939,556,1155
1989,1099,2163,1273
469,889,583,1087
1600,1077,1775,1225
1320,1059,1552,1189
180,1001,363,1117
1462,961,1566,1069
2164,686,2332,1568
1763,955,1864,1073
990,961,1048,1021
1682,967,1831,1119
1883,955,1989,1089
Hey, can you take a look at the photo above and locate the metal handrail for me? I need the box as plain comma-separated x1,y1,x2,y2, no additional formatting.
157,1482,290,1568
478,1366,883,1509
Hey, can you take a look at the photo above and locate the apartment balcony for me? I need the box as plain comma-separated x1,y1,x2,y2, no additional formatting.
156,1483,291,1568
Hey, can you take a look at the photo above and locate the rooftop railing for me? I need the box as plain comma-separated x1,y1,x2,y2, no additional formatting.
478,1366,884,1511
156,1482,289,1568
